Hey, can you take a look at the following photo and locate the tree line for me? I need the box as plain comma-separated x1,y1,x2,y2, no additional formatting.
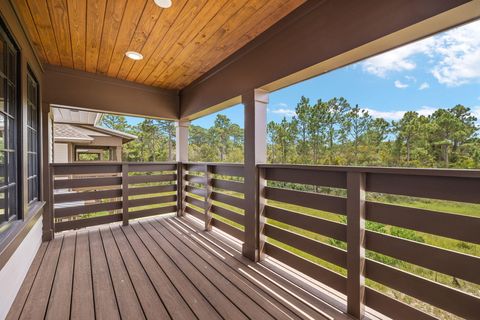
100,96,480,169
268,96,480,168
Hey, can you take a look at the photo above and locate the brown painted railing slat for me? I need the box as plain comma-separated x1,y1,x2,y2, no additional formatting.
55,214,123,232
365,288,437,320
185,174,205,185
366,201,480,244
264,224,347,268
265,186,346,215
128,184,176,196
128,195,177,208
54,176,122,189
264,205,347,242
211,191,245,210
128,174,177,184
185,185,206,197
184,163,206,172
366,259,479,319
265,167,347,188
185,205,204,221
185,195,205,209
52,164,122,175
210,205,243,225
211,218,244,241
211,165,244,177
55,201,123,218
127,163,177,172
212,178,244,193
367,173,480,203
128,205,177,220
54,189,122,203
264,242,347,294
366,230,480,285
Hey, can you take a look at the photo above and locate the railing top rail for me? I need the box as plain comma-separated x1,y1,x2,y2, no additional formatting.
257,164,480,178
50,161,178,167
183,162,244,167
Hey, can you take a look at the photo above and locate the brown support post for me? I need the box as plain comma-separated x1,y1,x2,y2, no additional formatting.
242,89,268,262
258,166,266,261
204,164,213,231
122,163,129,226
176,162,184,217
41,103,54,241
347,171,366,319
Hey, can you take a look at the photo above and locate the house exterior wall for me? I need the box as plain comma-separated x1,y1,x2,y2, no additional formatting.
0,0,45,316
0,217,43,320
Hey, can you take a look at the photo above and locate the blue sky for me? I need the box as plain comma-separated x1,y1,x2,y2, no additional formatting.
127,20,480,128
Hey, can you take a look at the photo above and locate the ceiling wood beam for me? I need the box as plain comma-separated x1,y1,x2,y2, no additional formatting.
43,65,179,119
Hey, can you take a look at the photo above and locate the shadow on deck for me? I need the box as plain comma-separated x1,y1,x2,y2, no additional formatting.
7,215,360,320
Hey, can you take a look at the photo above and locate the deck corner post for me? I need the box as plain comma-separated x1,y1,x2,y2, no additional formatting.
122,163,129,226
242,89,268,262
176,162,184,217
258,166,266,261
346,171,366,319
204,164,213,231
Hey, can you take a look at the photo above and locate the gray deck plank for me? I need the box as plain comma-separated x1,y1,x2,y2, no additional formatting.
19,235,63,320
6,242,48,320
109,225,171,320
89,229,121,320
138,221,248,319
45,233,76,320
117,225,198,320
99,227,147,320
71,230,95,320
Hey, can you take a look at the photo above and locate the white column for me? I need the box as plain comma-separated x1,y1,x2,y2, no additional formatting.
242,89,268,261
175,120,190,162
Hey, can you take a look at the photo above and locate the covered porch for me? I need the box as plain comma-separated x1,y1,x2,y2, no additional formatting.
0,0,479,319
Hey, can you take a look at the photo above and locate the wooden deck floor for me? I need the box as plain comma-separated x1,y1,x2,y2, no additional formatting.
7,215,355,320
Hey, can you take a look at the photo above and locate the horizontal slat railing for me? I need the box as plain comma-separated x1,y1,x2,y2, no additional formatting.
50,162,178,232
258,164,480,320
182,162,245,241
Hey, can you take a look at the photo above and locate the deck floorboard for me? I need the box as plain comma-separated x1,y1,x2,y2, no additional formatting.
7,215,353,320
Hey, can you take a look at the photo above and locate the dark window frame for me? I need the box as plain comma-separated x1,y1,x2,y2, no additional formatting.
0,20,20,227
26,68,39,205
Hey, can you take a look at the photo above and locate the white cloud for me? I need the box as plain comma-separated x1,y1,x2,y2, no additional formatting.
271,108,296,117
394,80,409,89
364,108,406,120
473,106,480,118
419,82,430,90
416,106,437,117
362,20,480,86
364,106,438,120
362,37,434,77
431,21,480,86
405,75,417,82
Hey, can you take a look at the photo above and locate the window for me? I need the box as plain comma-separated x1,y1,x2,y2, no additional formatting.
0,24,18,224
27,71,39,204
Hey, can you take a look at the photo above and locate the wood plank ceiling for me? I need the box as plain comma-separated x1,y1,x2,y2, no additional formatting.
15,0,305,89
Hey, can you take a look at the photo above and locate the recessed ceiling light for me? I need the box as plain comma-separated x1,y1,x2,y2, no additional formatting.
154,0,172,8
125,51,143,60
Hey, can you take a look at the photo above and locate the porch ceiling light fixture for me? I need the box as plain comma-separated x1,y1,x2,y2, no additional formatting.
125,51,144,60
154,0,172,8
